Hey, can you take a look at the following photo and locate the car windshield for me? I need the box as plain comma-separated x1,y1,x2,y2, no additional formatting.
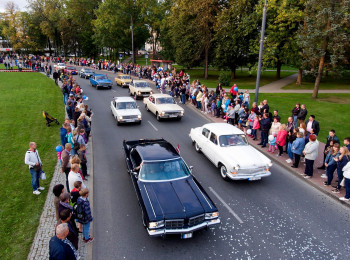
156,97,175,104
85,69,93,73
139,159,190,181
134,82,148,88
121,76,131,79
67,67,75,70
219,134,248,147
116,102,137,109
58,63,65,66
96,76,108,80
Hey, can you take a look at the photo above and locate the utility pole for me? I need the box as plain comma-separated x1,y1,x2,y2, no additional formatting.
254,0,267,103
131,16,135,65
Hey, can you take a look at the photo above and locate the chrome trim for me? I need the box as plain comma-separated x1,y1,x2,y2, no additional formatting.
228,171,271,180
147,218,220,236
193,182,213,209
143,185,156,218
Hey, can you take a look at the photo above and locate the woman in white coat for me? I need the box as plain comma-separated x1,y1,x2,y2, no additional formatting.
303,134,319,178
340,161,350,201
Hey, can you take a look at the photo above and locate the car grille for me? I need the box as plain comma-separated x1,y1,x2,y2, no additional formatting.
141,92,150,95
103,83,109,86
165,219,184,229
238,167,265,174
165,112,180,116
188,214,205,227
123,115,138,120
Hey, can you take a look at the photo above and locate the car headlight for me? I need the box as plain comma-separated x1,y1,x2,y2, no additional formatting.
205,212,219,220
180,111,184,116
138,91,141,95
118,116,123,120
233,165,240,170
150,90,153,94
161,112,165,116
148,220,164,229
137,115,142,120
267,162,273,167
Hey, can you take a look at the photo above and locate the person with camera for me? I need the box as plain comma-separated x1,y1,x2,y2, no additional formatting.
24,142,45,195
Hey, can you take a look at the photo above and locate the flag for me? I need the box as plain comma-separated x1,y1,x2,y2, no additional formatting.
176,144,180,154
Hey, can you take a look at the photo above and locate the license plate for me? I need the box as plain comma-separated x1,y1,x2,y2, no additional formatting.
248,177,261,181
182,233,193,239
169,115,177,118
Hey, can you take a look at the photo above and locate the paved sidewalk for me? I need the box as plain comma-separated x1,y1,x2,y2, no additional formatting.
186,103,350,209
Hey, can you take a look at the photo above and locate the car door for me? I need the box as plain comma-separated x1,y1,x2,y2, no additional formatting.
202,131,218,164
111,100,117,118
196,127,210,152
148,96,157,114
129,83,134,94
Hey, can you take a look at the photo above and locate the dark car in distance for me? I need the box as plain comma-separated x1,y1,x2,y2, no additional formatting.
123,139,220,239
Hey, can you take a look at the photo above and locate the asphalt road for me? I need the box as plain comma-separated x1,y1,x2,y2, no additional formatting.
73,70,350,260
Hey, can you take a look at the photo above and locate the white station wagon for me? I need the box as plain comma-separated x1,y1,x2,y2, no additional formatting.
143,93,184,121
129,80,153,99
189,123,272,181
110,97,142,125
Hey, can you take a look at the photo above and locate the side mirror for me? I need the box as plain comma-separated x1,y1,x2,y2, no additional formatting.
189,166,194,172
132,171,138,178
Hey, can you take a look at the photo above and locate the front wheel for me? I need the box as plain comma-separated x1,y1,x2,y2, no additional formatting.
194,142,201,153
220,165,230,181
145,105,149,111
156,112,161,121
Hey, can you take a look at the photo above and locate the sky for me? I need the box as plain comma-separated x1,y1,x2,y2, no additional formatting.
0,0,28,12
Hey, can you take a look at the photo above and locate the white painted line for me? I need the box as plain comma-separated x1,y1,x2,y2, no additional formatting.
209,187,243,224
111,89,117,93
148,121,158,131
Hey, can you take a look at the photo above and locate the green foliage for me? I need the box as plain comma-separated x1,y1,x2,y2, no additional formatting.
218,71,231,87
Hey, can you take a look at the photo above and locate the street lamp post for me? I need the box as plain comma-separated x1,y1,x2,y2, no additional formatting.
131,17,135,65
254,0,267,103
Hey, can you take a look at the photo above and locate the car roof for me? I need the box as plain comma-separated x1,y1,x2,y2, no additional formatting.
202,123,244,135
132,80,148,83
134,140,180,161
118,74,130,77
94,74,106,77
150,93,172,98
113,96,136,102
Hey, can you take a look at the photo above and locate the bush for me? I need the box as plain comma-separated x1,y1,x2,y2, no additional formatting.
218,71,231,87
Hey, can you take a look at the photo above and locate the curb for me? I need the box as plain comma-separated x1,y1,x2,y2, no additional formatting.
185,103,350,210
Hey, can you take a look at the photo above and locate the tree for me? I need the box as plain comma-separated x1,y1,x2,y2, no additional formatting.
298,0,350,98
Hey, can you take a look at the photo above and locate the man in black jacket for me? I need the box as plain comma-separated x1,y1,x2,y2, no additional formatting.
297,104,307,124
49,223,78,260
258,113,271,147
305,115,320,136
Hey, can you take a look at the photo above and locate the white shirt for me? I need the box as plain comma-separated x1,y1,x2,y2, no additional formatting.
68,171,86,192
307,120,313,132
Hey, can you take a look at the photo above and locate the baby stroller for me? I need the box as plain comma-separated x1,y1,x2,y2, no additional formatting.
42,111,60,127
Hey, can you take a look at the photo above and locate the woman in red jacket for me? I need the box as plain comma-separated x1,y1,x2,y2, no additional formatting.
276,124,288,156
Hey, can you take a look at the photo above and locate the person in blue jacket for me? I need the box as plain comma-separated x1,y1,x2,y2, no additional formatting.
324,143,341,186
291,132,305,168
60,123,68,147
258,113,271,148
49,223,78,260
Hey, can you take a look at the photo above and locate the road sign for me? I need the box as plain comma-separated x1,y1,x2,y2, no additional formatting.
145,54,148,59
119,54,123,59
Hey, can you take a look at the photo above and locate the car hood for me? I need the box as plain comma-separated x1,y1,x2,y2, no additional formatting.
157,104,184,112
221,145,271,168
118,79,132,84
117,109,141,116
96,79,112,84
134,87,152,92
139,177,215,221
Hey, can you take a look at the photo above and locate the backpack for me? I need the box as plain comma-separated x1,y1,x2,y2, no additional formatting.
73,135,80,151
74,200,85,220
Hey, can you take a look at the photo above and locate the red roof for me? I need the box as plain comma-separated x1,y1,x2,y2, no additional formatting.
150,60,173,63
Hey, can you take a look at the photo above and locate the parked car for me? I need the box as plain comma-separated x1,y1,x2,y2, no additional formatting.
123,139,220,238
89,74,113,89
79,68,95,79
143,94,184,121
115,74,132,87
54,63,66,70
189,123,272,181
110,97,142,125
65,66,77,75
129,80,153,99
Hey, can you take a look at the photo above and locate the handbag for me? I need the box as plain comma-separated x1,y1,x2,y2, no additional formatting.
33,150,42,172
40,170,46,180
73,135,80,150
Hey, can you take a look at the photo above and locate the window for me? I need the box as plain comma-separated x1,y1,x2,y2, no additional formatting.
139,159,190,181
209,133,218,145
202,128,210,138
130,149,142,168
219,134,248,147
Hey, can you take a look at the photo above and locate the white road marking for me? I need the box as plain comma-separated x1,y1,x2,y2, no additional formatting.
148,121,158,131
111,89,117,93
209,187,244,224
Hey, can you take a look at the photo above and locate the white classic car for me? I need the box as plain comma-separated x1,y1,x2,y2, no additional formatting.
129,80,153,99
143,93,184,121
54,63,66,70
189,123,272,181
110,97,142,125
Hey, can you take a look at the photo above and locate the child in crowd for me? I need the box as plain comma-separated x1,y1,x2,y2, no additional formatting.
252,115,260,140
211,100,216,117
56,145,63,167
268,133,277,153
77,188,94,243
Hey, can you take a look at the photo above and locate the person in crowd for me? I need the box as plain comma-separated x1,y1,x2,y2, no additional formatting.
215,97,222,118
243,90,250,108
268,133,277,153
53,184,65,221
60,123,69,147
61,143,72,192
291,132,305,168
344,138,350,150
285,117,295,153
58,192,73,216
340,160,350,201
70,181,82,205
211,99,216,117
269,117,281,136
291,103,300,126
303,134,319,178
57,209,79,250
49,223,78,260
273,110,281,122
77,188,94,243
53,70,59,85
276,124,288,156
238,107,249,130
324,143,341,186
250,102,259,115
252,115,260,140
297,104,307,125
258,113,271,148
24,142,44,195
228,84,238,99
259,100,269,115
68,164,86,192
299,122,307,135
318,130,340,169
196,89,203,109
247,110,256,136
305,115,320,136
78,144,88,180
332,147,350,193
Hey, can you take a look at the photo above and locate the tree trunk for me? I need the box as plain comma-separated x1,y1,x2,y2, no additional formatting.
296,68,302,85
325,64,329,77
276,59,282,79
231,68,236,79
204,45,209,80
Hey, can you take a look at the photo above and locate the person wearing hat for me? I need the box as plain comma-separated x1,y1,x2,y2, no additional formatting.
302,134,319,178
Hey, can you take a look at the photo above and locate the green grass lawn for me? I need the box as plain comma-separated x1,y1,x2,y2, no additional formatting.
135,54,151,66
0,64,19,69
283,71,350,90
0,73,64,260
250,93,350,142
176,69,296,89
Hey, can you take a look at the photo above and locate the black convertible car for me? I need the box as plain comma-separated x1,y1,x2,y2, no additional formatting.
123,139,220,238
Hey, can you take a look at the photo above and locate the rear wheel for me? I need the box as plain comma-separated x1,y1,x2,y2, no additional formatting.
220,165,230,181
156,112,161,121
145,105,149,111
194,142,201,153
